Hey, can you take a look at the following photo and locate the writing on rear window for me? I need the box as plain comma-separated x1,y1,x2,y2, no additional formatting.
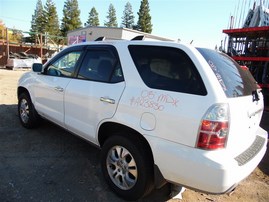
208,60,227,92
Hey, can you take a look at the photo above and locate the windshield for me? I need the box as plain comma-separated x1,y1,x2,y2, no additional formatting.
197,48,258,98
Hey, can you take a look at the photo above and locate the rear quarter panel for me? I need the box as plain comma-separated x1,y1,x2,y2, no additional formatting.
114,43,226,147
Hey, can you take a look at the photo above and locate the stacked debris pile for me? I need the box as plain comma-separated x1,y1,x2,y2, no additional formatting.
9,52,39,60
6,52,41,70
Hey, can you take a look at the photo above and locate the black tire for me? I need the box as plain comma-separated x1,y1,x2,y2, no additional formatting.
18,92,40,129
101,135,154,201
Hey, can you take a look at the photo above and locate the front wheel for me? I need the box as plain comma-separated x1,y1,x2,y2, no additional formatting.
101,135,154,200
18,92,40,128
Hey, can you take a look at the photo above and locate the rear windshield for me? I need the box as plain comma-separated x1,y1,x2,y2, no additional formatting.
128,45,207,95
197,48,258,98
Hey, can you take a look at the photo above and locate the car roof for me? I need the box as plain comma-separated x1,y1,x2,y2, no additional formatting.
68,39,194,48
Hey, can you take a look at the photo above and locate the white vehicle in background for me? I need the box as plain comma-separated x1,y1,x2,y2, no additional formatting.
17,37,267,200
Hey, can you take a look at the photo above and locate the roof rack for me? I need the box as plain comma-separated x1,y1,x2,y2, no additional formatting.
95,36,106,41
94,35,145,41
131,35,145,41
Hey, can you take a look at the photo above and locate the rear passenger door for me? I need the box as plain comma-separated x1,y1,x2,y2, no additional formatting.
64,46,125,143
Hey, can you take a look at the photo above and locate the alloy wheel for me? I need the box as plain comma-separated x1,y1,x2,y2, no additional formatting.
20,98,29,124
106,145,138,190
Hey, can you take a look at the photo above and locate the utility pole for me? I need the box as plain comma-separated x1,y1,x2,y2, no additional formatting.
40,33,43,61
6,28,9,60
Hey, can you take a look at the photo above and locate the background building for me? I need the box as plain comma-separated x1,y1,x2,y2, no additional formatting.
67,26,174,45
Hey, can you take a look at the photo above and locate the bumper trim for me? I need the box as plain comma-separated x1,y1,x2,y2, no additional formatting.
235,135,266,166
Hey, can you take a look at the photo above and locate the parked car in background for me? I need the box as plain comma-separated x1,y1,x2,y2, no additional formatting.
17,38,267,200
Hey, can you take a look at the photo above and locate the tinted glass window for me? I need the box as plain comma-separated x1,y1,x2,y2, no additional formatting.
128,45,207,95
46,51,82,77
197,48,258,97
78,50,124,83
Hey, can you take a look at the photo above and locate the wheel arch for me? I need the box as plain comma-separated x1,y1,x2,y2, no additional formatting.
98,121,167,188
98,122,153,160
17,86,30,99
17,87,34,105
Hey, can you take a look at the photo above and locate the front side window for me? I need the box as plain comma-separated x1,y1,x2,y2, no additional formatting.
128,45,207,95
78,49,123,83
197,48,258,98
46,51,82,77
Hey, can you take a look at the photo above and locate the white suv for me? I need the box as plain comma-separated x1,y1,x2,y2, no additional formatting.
17,38,267,200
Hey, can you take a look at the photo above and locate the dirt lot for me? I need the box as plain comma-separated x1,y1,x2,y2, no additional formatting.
0,68,268,202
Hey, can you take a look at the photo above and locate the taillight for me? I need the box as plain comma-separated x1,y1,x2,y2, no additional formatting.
240,65,249,70
196,104,230,150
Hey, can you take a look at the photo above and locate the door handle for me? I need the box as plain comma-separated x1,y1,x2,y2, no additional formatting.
54,86,64,92
100,97,115,104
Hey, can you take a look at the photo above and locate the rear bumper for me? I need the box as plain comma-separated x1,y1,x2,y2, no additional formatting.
146,128,267,194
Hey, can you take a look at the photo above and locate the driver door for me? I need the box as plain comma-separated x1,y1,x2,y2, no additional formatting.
33,48,84,127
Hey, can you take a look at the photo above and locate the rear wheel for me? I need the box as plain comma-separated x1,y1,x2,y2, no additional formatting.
18,92,40,128
101,135,154,200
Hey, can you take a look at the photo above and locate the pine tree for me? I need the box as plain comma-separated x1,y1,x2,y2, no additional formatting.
44,0,60,37
0,20,6,40
137,0,152,33
61,0,82,37
104,3,118,27
87,7,100,26
121,2,135,29
30,0,46,34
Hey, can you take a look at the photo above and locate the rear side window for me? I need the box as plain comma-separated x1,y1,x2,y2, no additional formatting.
78,49,124,83
197,48,258,97
128,45,207,95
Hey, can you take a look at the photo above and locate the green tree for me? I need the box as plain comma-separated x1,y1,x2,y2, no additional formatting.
87,7,100,26
30,0,46,34
0,20,6,40
104,3,118,27
9,29,23,43
121,2,135,29
136,0,152,33
61,0,82,37
44,0,60,37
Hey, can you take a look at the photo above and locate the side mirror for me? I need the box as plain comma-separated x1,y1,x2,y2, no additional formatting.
32,63,43,72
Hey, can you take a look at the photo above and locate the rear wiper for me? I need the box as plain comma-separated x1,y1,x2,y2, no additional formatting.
252,90,260,102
